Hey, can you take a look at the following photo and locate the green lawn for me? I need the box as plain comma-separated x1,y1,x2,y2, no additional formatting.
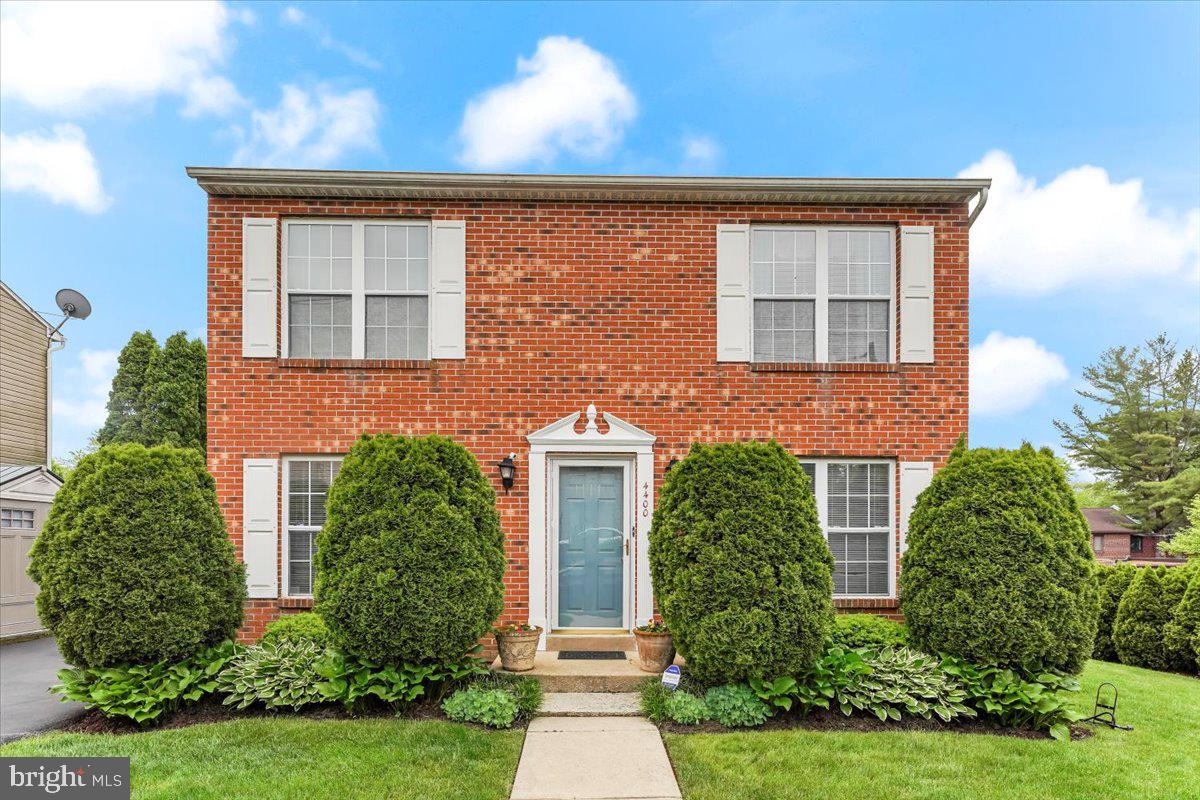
1,718,524,800
665,661,1200,800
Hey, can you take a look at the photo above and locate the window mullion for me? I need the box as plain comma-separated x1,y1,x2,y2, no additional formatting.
815,228,829,362
351,222,365,359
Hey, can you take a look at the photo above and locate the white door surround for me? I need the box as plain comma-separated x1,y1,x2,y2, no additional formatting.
527,404,656,649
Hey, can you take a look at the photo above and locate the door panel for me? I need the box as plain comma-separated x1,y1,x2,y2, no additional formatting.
557,466,624,628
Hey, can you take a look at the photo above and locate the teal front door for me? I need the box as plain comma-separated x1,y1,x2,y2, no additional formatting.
557,466,625,628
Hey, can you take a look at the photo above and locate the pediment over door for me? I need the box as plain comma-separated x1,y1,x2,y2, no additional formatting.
526,404,656,449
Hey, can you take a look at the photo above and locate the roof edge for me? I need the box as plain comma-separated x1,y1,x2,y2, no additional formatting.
185,167,989,205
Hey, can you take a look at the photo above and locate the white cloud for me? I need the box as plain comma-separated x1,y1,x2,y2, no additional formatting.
0,0,244,117
0,125,111,213
54,348,118,430
182,75,245,118
960,150,1200,295
458,36,637,170
970,331,1069,417
231,84,381,167
279,5,380,70
681,134,720,173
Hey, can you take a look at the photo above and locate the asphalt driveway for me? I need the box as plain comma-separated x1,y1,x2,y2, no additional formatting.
0,637,84,742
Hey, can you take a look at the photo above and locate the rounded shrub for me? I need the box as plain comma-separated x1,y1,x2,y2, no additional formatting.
261,612,329,647
648,441,834,685
899,443,1099,674
315,434,505,664
1093,563,1138,662
829,614,908,652
1164,568,1200,673
1113,566,1187,670
28,444,245,668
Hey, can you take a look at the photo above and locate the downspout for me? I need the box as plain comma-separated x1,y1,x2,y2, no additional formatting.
46,333,66,467
967,186,989,228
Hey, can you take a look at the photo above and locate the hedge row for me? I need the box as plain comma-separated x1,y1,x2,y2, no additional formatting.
1100,562,1200,673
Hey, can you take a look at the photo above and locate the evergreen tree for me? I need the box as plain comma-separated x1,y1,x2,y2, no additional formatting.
1113,567,1187,670
1055,335,1200,535
1162,495,1200,558
139,332,206,452
1164,568,1200,672
1093,563,1137,662
96,331,159,446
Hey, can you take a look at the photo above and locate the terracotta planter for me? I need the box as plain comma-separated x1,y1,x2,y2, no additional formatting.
494,628,541,672
634,630,676,673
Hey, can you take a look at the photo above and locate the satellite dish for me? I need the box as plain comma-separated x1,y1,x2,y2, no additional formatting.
55,288,92,320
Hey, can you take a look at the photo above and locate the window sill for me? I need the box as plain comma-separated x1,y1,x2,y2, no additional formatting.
750,361,898,374
280,597,315,609
276,358,433,370
834,596,898,609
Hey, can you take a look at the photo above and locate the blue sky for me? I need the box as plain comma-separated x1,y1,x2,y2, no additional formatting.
1,1,1197,466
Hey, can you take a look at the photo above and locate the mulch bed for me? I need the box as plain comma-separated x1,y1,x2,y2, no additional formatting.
656,706,1095,740
53,697,524,737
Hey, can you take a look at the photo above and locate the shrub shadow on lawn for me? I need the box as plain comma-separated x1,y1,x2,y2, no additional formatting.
654,706,1094,740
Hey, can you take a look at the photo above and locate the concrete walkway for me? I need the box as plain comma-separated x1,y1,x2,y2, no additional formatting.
0,637,84,742
511,716,681,800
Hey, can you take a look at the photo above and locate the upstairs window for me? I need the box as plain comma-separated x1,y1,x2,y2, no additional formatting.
284,220,430,360
752,227,894,363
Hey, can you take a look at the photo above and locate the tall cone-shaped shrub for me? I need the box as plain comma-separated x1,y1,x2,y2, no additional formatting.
28,444,245,667
315,434,505,664
1094,563,1138,661
1113,566,1186,670
1164,568,1200,673
900,443,1098,674
648,441,834,684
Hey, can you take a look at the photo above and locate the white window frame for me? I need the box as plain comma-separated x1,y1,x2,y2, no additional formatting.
797,458,896,600
1,508,35,529
281,219,431,360
751,226,896,364
281,455,343,598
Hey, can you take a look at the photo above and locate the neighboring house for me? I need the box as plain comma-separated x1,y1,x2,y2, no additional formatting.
188,167,989,643
0,281,63,638
1083,506,1185,566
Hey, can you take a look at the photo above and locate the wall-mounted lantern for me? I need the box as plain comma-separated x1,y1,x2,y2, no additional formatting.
497,453,517,493
665,457,679,474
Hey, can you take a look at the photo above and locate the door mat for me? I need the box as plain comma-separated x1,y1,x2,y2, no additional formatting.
557,650,626,660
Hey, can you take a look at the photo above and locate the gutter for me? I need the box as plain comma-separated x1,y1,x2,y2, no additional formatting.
967,185,989,228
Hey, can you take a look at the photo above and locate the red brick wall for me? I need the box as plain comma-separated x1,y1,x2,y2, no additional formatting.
205,196,970,640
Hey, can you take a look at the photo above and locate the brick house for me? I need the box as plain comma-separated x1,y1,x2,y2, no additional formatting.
1083,506,1186,566
187,168,989,642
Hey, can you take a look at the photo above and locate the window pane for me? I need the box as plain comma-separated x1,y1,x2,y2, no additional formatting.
365,296,429,359
828,300,888,363
829,230,890,296
827,462,891,597
798,461,816,493
752,229,816,296
753,300,815,362
289,296,351,358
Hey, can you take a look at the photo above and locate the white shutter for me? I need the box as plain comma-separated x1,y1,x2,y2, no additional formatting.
430,219,466,359
716,224,751,362
898,461,934,553
242,458,279,598
899,226,934,363
242,218,278,358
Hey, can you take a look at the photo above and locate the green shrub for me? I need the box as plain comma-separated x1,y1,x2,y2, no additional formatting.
664,691,712,725
900,443,1099,674
218,639,328,711
939,657,1081,740
649,441,834,684
469,672,543,721
29,444,246,668
51,642,238,724
314,651,484,710
315,434,505,664
704,684,771,728
1164,569,1200,673
640,679,670,722
1113,566,1189,670
261,612,329,647
1093,563,1138,661
828,614,908,651
442,687,519,728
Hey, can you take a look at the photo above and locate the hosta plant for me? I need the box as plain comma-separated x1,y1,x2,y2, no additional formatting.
940,656,1081,740
51,641,238,724
704,684,771,728
442,687,519,728
218,639,328,711
664,691,711,725
315,651,486,710
468,672,544,721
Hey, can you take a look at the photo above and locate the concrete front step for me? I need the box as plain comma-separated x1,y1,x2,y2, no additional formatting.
539,692,642,716
545,632,635,652
494,650,655,692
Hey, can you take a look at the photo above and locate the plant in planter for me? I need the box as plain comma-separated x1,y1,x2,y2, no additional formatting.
494,624,542,672
634,622,676,673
